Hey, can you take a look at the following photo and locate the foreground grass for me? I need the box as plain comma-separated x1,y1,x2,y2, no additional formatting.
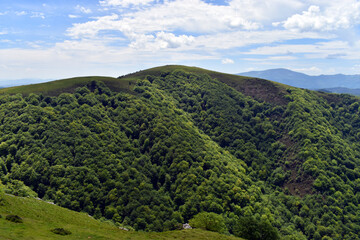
0,193,242,240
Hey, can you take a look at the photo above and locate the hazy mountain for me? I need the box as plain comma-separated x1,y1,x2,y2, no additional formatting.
239,68,360,90
318,87,360,96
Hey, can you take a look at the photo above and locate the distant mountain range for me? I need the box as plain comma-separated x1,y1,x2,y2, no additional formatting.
317,87,360,96
239,68,360,93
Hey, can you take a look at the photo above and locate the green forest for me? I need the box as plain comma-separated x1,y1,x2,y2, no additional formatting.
1,66,360,239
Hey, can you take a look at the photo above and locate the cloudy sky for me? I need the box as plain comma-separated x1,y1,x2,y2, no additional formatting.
1,0,360,81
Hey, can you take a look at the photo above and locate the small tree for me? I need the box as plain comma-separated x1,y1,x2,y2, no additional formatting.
189,212,227,233
232,217,279,240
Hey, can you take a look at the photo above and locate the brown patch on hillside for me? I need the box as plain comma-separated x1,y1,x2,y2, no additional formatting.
218,77,289,106
283,167,314,198
279,134,314,198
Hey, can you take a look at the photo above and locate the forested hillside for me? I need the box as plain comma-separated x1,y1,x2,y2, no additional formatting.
1,66,360,239
0,182,241,240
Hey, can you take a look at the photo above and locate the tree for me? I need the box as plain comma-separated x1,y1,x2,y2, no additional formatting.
232,217,279,240
189,212,227,233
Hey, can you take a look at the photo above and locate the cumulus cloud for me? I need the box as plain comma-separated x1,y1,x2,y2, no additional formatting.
67,14,121,38
129,32,194,50
76,5,92,14
280,1,360,31
5,0,360,79
229,0,304,23
68,0,262,41
222,58,234,64
153,32,194,49
100,0,155,8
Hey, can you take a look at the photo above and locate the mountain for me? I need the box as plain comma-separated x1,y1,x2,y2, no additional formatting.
318,87,360,96
239,68,360,90
1,65,360,239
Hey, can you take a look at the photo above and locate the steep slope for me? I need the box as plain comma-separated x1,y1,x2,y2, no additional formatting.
0,79,263,236
0,189,242,240
1,66,360,239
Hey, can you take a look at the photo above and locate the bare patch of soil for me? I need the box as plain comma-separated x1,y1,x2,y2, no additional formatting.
279,134,314,198
220,78,289,106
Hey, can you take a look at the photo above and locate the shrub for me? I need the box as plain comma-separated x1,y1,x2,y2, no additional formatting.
51,228,72,235
189,212,227,233
232,217,279,240
5,215,23,223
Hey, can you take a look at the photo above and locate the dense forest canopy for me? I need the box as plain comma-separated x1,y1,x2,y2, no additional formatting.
1,66,360,239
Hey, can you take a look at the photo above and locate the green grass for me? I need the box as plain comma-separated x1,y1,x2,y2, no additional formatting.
0,76,136,96
0,193,243,240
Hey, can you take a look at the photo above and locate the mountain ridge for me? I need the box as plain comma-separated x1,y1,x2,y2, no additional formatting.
1,65,360,239
239,68,360,90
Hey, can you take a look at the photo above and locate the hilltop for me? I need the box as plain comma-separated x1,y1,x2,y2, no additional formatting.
0,65,360,239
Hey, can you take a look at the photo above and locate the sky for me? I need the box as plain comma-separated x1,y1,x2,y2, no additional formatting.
1,0,360,81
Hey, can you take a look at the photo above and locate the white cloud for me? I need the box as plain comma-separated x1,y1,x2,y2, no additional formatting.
68,0,262,41
67,14,120,38
15,11,27,16
76,5,92,14
222,58,234,64
280,1,360,31
229,0,304,23
128,32,195,50
69,14,80,19
4,0,360,79
31,12,45,19
153,32,194,49
100,0,155,8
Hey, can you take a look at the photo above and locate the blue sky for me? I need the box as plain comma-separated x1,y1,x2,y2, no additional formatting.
1,0,360,81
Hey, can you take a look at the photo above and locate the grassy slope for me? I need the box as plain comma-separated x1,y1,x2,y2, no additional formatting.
0,76,136,96
0,193,242,240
